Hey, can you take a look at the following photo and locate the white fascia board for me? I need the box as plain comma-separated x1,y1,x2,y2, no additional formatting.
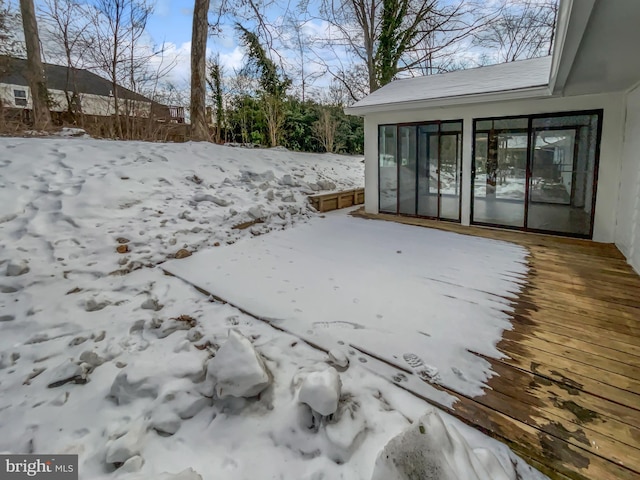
549,0,597,95
344,85,552,117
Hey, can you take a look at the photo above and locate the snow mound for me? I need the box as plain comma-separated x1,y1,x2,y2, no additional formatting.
56,127,90,138
206,330,271,398
328,348,349,368
109,353,206,404
372,409,515,480
106,421,146,465
298,367,341,416
5,260,29,277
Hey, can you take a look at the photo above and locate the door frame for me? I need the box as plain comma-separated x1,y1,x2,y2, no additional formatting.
377,120,464,222
470,109,604,239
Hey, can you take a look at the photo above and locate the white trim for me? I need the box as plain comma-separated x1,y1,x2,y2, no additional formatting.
548,0,597,94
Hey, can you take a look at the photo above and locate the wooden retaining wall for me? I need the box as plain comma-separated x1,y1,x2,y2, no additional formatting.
309,188,364,213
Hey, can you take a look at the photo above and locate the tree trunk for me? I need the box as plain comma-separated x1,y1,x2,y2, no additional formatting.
19,0,51,130
190,0,210,142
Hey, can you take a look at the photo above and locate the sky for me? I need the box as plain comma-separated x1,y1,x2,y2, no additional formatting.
143,0,331,92
144,0,240,87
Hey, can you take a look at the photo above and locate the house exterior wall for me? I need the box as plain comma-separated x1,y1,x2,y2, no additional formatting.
363,92,626,243
0,83,151,117
615,85,640,273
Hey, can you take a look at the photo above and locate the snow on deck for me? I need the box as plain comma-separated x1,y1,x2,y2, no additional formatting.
348,56,552,111
164,209,529,398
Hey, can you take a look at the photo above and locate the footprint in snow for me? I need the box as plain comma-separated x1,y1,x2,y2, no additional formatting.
392,372,408,383
313,321,365,330
402,353,441,384
452,367,467,380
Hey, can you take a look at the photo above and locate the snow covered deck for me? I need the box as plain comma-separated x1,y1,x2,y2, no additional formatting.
352,209,640,480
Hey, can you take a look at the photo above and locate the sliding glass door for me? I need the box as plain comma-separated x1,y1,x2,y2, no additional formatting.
379,121,462,221
439,125,462,220
417,125,439,217
398,126,418,215
527,115,600,236
472,111,602,238
472,118,528,227
379,125,398,213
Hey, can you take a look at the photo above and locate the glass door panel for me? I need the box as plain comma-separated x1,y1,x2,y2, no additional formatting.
378,125,398,213
398,126,417,215
439,133,461,220
379,121,462,222
473,130,527,227
417,125,439,217
527,114,599,235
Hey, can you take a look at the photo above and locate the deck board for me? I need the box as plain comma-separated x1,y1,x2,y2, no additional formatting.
352,208,640,480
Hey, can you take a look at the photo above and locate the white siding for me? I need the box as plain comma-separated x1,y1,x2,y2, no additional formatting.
0,82,151,117
363,92,625,243
615,85,640,273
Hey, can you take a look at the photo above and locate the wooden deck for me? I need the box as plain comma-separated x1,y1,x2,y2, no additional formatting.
352,209,640,480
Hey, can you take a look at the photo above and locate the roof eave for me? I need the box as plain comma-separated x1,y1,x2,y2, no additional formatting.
344,85,552,116
548,0,597,95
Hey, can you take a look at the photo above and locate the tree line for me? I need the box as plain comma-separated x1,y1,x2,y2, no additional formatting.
0,0,557,153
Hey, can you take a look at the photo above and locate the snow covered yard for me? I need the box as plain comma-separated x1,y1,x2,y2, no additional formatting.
0,136,545,480
164,210,529,398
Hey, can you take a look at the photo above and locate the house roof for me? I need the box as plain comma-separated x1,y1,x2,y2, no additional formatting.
345,56,552,115
0,56,154,104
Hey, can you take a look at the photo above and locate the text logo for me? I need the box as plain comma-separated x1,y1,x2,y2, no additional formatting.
1,455,78,479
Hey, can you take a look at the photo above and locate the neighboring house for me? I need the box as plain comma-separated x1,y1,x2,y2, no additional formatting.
346,0,640,273
0,56,184,123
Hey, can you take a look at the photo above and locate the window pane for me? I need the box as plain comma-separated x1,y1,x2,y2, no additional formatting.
14,90,26,98
472,131,526,227
474,133,488,197
532,114,592,128
441,121,462,132
476,120,492,131
417,126,439,217
439,133,461,220
398,126,417,214
493,118,528,130
378,125,397,213
527,114,599,235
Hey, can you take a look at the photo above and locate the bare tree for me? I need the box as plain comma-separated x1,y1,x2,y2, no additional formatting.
263,93,284,146
190,0,211,141
312,107,339,152
402,3,496,76
474,0,558,63
39,0,92,119
226,71,255,143
1,0,23,58
206,54,224,142
86,0,153,137
19,0,51,129
320,0,495,97
281,17,324,102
